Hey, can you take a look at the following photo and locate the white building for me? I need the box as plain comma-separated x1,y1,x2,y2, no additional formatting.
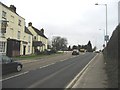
0,2,33,56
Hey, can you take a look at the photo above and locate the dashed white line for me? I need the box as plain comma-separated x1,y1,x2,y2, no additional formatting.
1,71,29,82
39,63,55,69
1,55,80,82
1,56,81,82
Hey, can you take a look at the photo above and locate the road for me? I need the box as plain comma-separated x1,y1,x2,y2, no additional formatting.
2,52,96,88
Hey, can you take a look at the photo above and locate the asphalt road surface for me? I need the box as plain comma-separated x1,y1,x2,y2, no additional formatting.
2,52,96,89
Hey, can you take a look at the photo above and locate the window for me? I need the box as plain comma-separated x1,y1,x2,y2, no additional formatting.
1,21,7,33
0,42,6,53
11,15,14,23
17,31,20,39
18,19,21,26
28,36,31,43
2,55,11,63
2,11,6,19
34,36,36,40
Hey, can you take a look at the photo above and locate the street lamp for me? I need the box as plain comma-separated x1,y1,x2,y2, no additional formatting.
99,29,105,48
95,3,108,46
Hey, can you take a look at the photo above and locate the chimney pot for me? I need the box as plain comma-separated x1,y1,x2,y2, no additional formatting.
28,22,32,26
10,5,16,13
41,28,44,34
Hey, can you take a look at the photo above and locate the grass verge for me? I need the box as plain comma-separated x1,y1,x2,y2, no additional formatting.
14,52,64,61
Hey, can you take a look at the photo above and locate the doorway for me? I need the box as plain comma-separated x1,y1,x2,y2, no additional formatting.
23,45,26,55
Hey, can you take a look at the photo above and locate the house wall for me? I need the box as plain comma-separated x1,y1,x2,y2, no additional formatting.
0,3,33,56
28,26,48,53
21,33,33,55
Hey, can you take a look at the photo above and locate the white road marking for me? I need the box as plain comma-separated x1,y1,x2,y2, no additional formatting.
65,54,98,89
1,71,29,82
39,63,55,69
0,56,77,82
39,57,75,69
1,55,82,82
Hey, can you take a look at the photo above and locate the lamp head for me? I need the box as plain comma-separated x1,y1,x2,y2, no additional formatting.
95,3,98,5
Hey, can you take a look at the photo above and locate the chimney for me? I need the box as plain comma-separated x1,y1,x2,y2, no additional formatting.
28,22,32,26
41,28,44,34
10,5,16,13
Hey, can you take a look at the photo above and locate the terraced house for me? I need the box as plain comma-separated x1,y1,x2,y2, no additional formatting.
0,2,33,57
28,22,48,54
0,2,48,57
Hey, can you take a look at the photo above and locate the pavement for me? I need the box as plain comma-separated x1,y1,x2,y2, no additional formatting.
72,53,108,88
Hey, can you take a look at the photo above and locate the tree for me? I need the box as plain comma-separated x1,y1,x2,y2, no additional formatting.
92,46,97,51
68,46,71,51
52,36,68,51
78,45,81,49
87,41,92,52
47,39,52,49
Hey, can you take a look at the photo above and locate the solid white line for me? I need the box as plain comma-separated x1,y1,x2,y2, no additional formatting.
0,71,29,82
65,54,98,89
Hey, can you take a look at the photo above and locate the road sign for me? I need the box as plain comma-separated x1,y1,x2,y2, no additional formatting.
105,35,109,41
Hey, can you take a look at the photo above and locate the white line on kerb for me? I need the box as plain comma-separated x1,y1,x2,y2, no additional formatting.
65,54,98,89
0,71,29,82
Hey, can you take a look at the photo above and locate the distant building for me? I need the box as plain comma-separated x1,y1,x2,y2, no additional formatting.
28,22,48,54
118,1,120,24
0,2,33,56
23,27,33,55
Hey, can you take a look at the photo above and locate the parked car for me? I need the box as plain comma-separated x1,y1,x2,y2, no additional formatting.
95,51,100,53
0,55,23,75
72,49,79,55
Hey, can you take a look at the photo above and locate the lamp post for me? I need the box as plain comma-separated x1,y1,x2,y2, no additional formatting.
95,3,108,46
99,29,105,48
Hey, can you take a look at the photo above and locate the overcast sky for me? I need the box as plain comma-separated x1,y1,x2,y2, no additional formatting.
1,0,119,50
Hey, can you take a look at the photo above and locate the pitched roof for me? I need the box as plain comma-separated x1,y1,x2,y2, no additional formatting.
32,26,48,39
25,26,33,35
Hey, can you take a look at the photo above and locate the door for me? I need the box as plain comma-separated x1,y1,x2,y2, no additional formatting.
23,46,26,55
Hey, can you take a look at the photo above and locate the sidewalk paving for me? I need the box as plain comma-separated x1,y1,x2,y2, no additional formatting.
72,53,108,88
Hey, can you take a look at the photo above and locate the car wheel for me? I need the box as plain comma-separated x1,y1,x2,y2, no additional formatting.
16,65,22,72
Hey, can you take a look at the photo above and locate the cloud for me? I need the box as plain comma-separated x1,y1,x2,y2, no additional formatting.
0,0,119,49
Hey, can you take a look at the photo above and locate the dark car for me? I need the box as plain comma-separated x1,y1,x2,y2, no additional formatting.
72,49,79,55
0,55,23,75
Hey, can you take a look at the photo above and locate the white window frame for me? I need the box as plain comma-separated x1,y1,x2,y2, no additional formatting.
11,15,14,23
17,31,20,39
28,36,31,43
2,11,6,19
18,19,21,26
0,41,6,53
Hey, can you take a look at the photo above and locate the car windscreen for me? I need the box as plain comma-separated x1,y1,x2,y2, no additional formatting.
2,56,11,63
